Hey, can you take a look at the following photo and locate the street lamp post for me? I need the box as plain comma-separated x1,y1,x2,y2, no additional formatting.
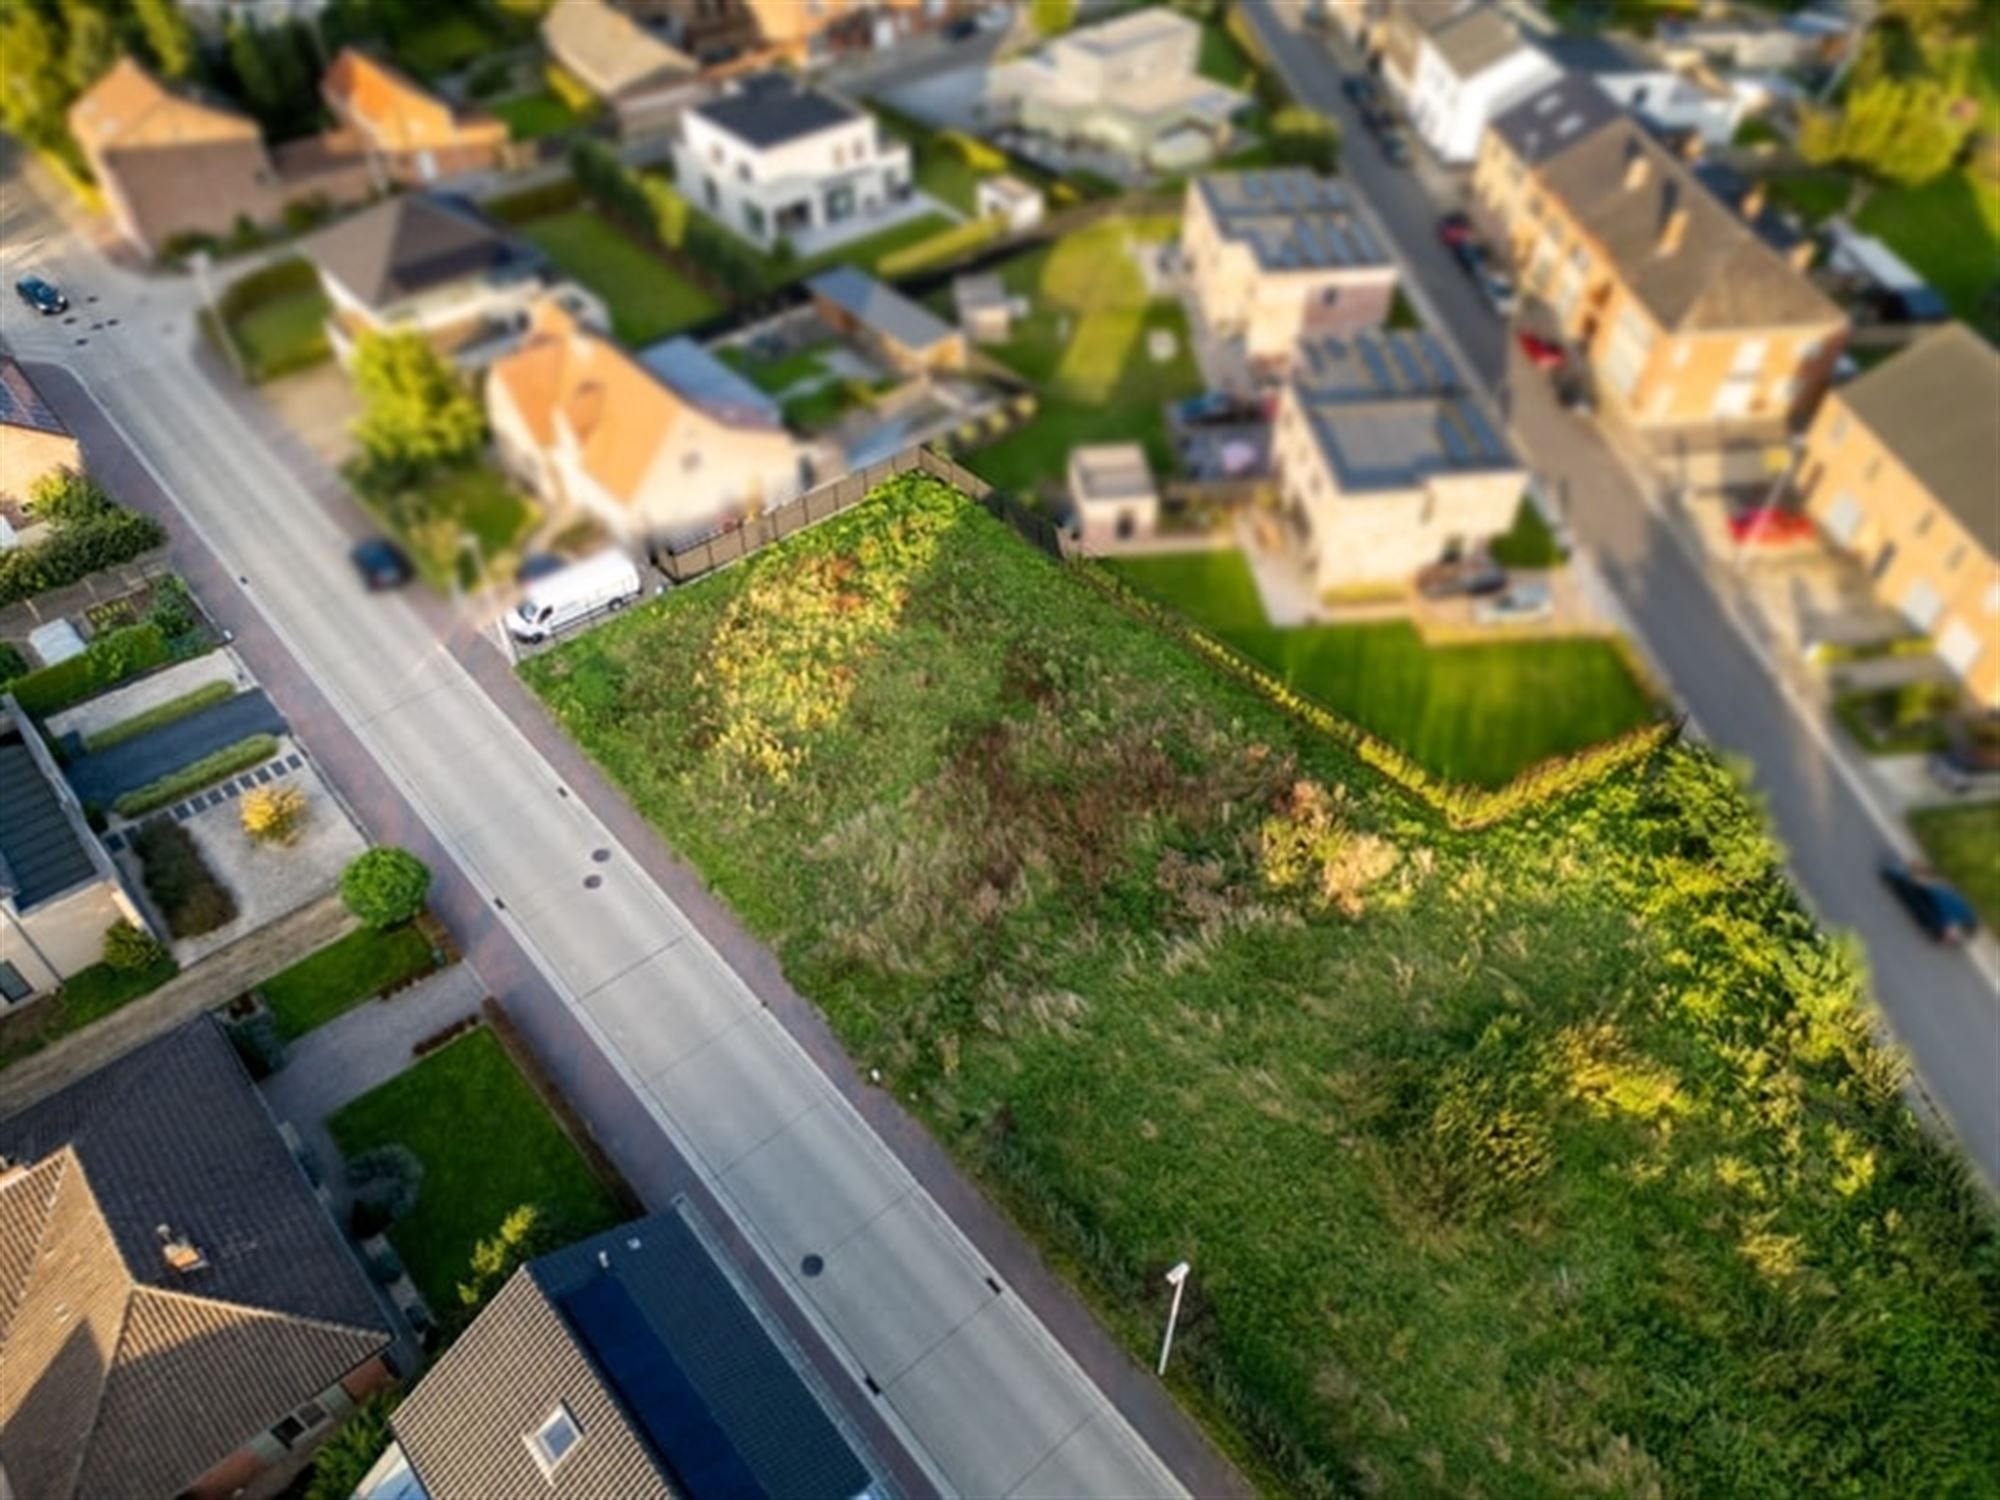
1157,1261,1190,1377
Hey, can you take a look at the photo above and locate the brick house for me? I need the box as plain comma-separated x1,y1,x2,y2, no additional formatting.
1798,324,2000,707
68,57,369,258
1272,331,1525,593
322,48,508,187
0,1018,395,1499
1475,77,1846,469
1182,169,1398,375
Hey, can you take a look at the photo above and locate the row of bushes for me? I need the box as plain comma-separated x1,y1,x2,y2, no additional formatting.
877,213,1010,277
569,140,770,299
9,624,174,719
217,255,321,321
0,472,166,609
130,817,237,939
114,734,279,819
1076,561,1679,828
484,176,586,225
84,680,237,753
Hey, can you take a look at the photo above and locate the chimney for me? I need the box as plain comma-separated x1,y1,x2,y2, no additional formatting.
1788,239,1816,272
1659,206,1691,255
1741,180,1768,220
158,1224,209,1275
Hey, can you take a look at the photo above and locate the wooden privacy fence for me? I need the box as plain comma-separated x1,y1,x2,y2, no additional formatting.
654,446,1068,582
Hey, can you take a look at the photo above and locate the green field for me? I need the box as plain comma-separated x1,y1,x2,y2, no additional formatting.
1911,801,2000,932
518,208,724,344
1112,549,1656,787
968,216,1204,498
329,1028,620,1310
259,925,438,1040
524,476,2000,1497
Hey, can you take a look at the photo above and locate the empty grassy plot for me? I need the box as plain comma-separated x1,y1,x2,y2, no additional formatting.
517,208,724,344
526,476,2000,1498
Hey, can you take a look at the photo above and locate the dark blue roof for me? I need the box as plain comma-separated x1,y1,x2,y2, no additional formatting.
533,1212,875,1500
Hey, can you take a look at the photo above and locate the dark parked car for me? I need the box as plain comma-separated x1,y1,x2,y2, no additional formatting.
1437,211,1475,247
1450,237,1487,275
1553,364,1596,414
1928,720,2000,795
350,537,413,591
1880,859,1978,944
944,14,980,40
1343,75,1380,107
1416,557,1507,599
14,275,68,315
1376,127,1412,165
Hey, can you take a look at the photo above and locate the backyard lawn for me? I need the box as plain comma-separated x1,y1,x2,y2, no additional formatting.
1910,802,2000,932
493,89,590,141
216,286,330,383
1112,549,1657,787
968,216,1204,498
524,476,2000,1498
328,1028,621,1310
258,924,438,1040
1857,170,2000,340
517,208,724,344
360,461,539,589
390,13,497,78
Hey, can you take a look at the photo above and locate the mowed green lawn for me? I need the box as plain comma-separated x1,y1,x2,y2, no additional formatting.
970,215,1203,498
225,287,329,381
259,924,437,1040
1113,549,1658,786
328,1028,621,1310
1910,801,2000,932
1857,170,2000,340
493,89,590,141
522,478,2000,1497
518,208,724,344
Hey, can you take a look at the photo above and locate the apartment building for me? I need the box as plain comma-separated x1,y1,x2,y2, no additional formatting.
674,73,916,254
1476,77,1845,462
1272,331,1524,593
1182,169,1397,371
1798,324,2000,707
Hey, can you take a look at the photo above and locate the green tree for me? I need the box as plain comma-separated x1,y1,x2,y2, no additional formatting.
227,16,281,121
350,331,487,473
133,0,198,80
1877,0,1978,39
1799,75,1973,187
0,5,76,149
339,846,433,928
456,1203,549,1314
102,920,166,973
1030,0,1075,36
63,4,122,96
303,1392,400,1500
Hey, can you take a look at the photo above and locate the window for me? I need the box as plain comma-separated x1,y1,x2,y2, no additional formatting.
526,1405,584,1478
710,145,722,166
272,1400,331,1449
1915,509,1936,537
825,183,856,223
1671,342,1690,370
703,176,719,211
1730,337,1767,375
744,202,766,237
1938,620,1984,677
0,962,30,1006
1899,577,1944,632
737,162,750,183
1824,491,1864,545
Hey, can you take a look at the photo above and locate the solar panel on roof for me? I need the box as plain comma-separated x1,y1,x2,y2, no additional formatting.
1437,407,1473,464
1245,174,1266,199
1386,336,1429,390
1459,401,1507,459
1356,338,1393,392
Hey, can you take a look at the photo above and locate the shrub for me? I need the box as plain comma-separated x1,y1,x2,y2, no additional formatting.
341,847,432,928
0,472,167,608
455,1203,548,1316
1488,497,1565,569
129,817,238,938
144,575,204,648
0,642,25,683
217,255,319,320
224,1009,286,1078
302,1393,401,1500
876,214,1007,277
281,194,335,235
544,60,596,117
113,734,279,818
241,784,310,846
8,624,173,718
83,680,235,752
102,920,166,972
348,1144,425,1235
484,175,585,224
467,56,515,98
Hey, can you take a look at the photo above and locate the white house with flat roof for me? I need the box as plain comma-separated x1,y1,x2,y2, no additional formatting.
674,73,919,254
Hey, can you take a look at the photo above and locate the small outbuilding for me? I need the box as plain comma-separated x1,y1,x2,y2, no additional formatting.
976,173,1045,232
953,272,1014,343
1066,443,1159,548
806,266,966,374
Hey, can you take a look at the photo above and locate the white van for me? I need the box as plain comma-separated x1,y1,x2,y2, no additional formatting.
507,550,644,643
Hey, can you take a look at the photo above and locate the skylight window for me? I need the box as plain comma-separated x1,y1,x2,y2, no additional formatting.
525,1403,583,1478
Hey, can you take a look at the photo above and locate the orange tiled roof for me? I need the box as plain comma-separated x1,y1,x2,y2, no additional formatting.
490,302,693,507
323,47,504,153
69,56,260,154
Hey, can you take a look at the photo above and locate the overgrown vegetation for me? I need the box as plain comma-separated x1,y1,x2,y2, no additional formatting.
0,471,165,609
129,817,237,938
525,476,2000,1497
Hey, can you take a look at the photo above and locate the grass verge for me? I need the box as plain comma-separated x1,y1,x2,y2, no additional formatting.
0,956,178,1072
259,923,439,1040
328,1027,621,1311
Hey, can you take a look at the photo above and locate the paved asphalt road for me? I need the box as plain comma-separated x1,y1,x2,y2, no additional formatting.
0,150,1237,1497
1244,4,2000,1188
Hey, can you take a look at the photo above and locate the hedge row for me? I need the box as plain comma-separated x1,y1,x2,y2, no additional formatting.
84,680,236,753
218,255,321,320
484,176,585,225
8,624,174,719
114,734,280,818
877,213,1009,278
0,507,166,608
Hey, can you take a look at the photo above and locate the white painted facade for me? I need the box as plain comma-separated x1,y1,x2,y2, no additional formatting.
1408,38,1559,165
674,107,914,254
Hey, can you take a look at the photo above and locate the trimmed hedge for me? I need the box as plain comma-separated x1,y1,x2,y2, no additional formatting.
0,506,166,608
113,734,279,818
8,624,174,718
217,255,321,320
876,214,1008,277
84,680,237,753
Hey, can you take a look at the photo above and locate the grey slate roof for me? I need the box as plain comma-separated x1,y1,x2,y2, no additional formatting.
809,265,957,353
0,717,95,908
392,1208,878,1500
0,1018,391,1500
693,72,856,149
640,336,783,426
305,193,529,310
1291,332,1517,491
1835,323,2000,557
1538,31,1659,76
1489,73,1622,167
0,355,69,437
1196,169,1388,271
1427,4,1529,78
